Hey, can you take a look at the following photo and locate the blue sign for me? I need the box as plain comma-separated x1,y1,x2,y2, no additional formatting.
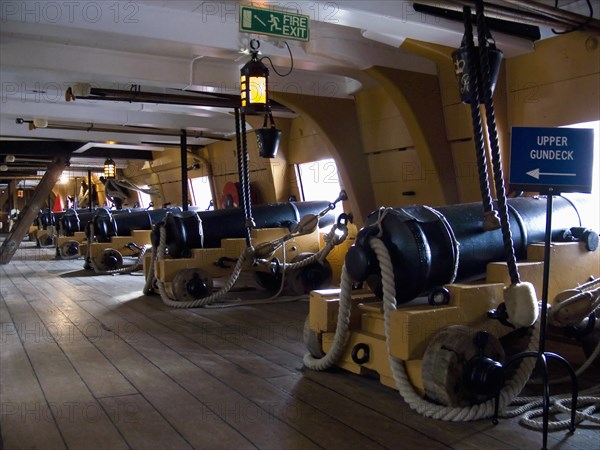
509,126,594,194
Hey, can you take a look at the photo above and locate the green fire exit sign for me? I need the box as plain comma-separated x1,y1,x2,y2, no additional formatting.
240,5,310,41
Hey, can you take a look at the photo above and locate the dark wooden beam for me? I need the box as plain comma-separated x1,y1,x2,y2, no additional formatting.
181,130,189,211
0,156,69,265
0,181,16,210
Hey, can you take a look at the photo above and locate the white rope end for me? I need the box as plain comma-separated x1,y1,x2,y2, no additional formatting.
504,282,539,328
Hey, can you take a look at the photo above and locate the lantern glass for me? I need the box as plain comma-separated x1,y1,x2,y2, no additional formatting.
249,76,266,105
104,158,116,179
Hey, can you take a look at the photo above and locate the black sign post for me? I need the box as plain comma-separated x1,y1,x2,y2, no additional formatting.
495,127,595,449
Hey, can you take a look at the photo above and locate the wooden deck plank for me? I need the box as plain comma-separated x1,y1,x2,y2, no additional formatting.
99,394,193,450
60,268,599,450
67,293,389,450
71,275,296,380
15,286,257,450
476,415,584,450
2,248,598,450
94,296,454,446
269,373,451,449
183,304,308,359
1,267,129,450
0,297,67,450
7,261,139,400
23,264,329,449
73,298,325,450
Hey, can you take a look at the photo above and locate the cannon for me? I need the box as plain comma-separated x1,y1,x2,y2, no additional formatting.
148,197,355,302
85,207,182,272
55,207,141,259
153,201,336,257
305,195,599,407
34,208,89,247
344,196,587,303
94,207,181,243
32,208,74,247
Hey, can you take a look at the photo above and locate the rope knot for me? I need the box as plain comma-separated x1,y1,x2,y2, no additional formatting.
373,207,392,238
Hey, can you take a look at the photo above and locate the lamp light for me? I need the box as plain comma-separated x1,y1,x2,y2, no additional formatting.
103,157,116,179
240,40,269,115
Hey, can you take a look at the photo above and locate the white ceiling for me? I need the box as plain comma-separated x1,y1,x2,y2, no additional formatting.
0,0,596,163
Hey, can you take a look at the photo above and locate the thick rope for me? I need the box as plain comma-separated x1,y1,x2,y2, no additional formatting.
234,108,254,245
154,222,248,308
475,1,520,285
154,217,345,308
302,234,599,426
211,226,345,308
462,7,495,220
281,227,340,271
204,244,290,309
240,112,253,230
90,244,150,275
303,237,538,420
503,389,600,430
371,237,538,421
208,226,345,308
302,264,353,370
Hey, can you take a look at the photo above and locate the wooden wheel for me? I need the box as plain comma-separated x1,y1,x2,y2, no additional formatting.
285,253,333,296
422,325,505,407
254,269,283,294
172,268,214,302
58,240,80,259
38,234,54,247
95,248,123,271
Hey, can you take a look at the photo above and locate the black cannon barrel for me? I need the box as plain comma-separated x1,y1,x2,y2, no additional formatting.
61,209,98,236
35,208,88,234
155,201,336,258
59,207,146,237
37,208,57,229
345,196,588,304
59,208,106,236
37,208,88,230
94,207,182,243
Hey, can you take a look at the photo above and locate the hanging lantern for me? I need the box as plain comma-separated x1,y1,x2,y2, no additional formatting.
103,157,116,179
240,40,269,115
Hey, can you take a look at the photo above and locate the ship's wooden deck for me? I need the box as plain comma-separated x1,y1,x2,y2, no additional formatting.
1,239,598,450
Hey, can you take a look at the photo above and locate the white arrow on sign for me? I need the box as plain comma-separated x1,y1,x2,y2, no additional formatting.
526,168,577,180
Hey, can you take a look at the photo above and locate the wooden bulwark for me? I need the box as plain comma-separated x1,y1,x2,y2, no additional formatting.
1,241,598,450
